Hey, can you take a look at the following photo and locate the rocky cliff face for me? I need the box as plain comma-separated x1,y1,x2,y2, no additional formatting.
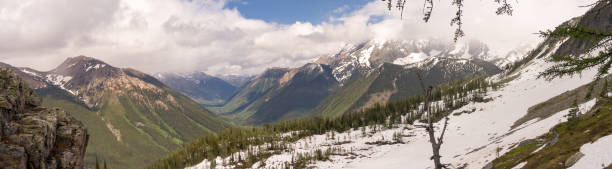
0,68,88,169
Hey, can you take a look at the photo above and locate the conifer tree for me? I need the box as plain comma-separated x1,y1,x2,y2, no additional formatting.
567,98,580,129
539,0,612,80
586,84,594,99
210,159,216,169
601,79,609,98
95,156,101,169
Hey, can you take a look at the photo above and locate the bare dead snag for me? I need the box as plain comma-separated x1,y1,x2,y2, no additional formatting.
416,72,449,169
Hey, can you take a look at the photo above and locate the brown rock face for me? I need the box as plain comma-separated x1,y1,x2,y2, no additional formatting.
0,68,88,169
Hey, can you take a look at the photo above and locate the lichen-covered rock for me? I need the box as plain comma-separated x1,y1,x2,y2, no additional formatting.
565,151,585,167
0,68,88,169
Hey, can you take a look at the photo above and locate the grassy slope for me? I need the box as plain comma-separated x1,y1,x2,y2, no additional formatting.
37,86,230,169
247,69,339,124
313,72,378,118
513,75,612,128
38,87,161,168
489,74,612,169
215,77,279,116
492,99,612,169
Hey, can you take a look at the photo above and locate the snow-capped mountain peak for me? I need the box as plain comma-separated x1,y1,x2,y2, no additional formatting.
317,39,529,84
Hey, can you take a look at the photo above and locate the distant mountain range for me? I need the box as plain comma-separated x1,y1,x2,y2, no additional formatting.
155,72,243,106
217,74,254,88
0,56,231,169
134,39,526,126
203,39,517,125
149,39,528,126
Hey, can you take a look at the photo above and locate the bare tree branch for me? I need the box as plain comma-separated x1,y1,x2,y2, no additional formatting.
383,0,515,42
437,117,450,145
416,72,445,169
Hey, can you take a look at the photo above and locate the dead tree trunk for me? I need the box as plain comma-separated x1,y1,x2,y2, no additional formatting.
416,73,449,169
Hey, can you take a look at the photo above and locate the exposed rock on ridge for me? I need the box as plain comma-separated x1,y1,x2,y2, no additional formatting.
0,68,88,169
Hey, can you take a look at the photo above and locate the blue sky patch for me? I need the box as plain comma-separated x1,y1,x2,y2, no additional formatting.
226,0,373,24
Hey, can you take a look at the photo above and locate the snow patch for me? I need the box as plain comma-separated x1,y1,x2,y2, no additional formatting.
86,64,106,72
45,74,75,95
569,135,612,169
332,61,354,83
374,39,386,49
359,45,374,67
512,162,526,169
449,41,466,55
429,50,442,57
392,52,429,65
21,69,38,76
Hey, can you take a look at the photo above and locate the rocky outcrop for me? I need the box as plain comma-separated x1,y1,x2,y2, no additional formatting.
0,68,88,169
565,151,585,167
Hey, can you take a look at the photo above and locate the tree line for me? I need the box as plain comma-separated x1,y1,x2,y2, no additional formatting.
144,75,499,169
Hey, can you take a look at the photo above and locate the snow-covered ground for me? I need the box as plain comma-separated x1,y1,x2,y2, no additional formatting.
341,56,599,169
570,135,612,169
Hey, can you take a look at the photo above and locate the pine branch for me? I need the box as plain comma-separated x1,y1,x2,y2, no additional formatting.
596,51,612,78
451,0,465,42
539,26,612,41
383,0,514,42
423,0,434,22
494,0,514,16
539,49,612,80
538,23,612,80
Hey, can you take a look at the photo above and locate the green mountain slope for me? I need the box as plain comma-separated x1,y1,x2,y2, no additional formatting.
218,64,340,125
314,58,501,118
1,56,231,169
219,56,500,125
247,64,339,124
215,68,288,121
313,72,377,118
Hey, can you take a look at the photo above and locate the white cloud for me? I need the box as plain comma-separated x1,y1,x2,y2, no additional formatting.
0,0,594,76
333,5,351,14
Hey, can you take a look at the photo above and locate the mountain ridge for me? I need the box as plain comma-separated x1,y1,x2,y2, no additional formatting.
0,56,231,169
220,39,503,125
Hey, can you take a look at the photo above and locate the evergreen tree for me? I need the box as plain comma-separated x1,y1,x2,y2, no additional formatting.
95,156,101,169
601,79,609,98
539,0,612,80
586,84,594,99
210,159,216,169
567,98,580,129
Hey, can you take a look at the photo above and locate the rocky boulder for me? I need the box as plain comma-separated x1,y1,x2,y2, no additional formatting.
0,68,88,169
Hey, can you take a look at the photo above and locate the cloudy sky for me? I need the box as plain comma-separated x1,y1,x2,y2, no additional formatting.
0,0,594,76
